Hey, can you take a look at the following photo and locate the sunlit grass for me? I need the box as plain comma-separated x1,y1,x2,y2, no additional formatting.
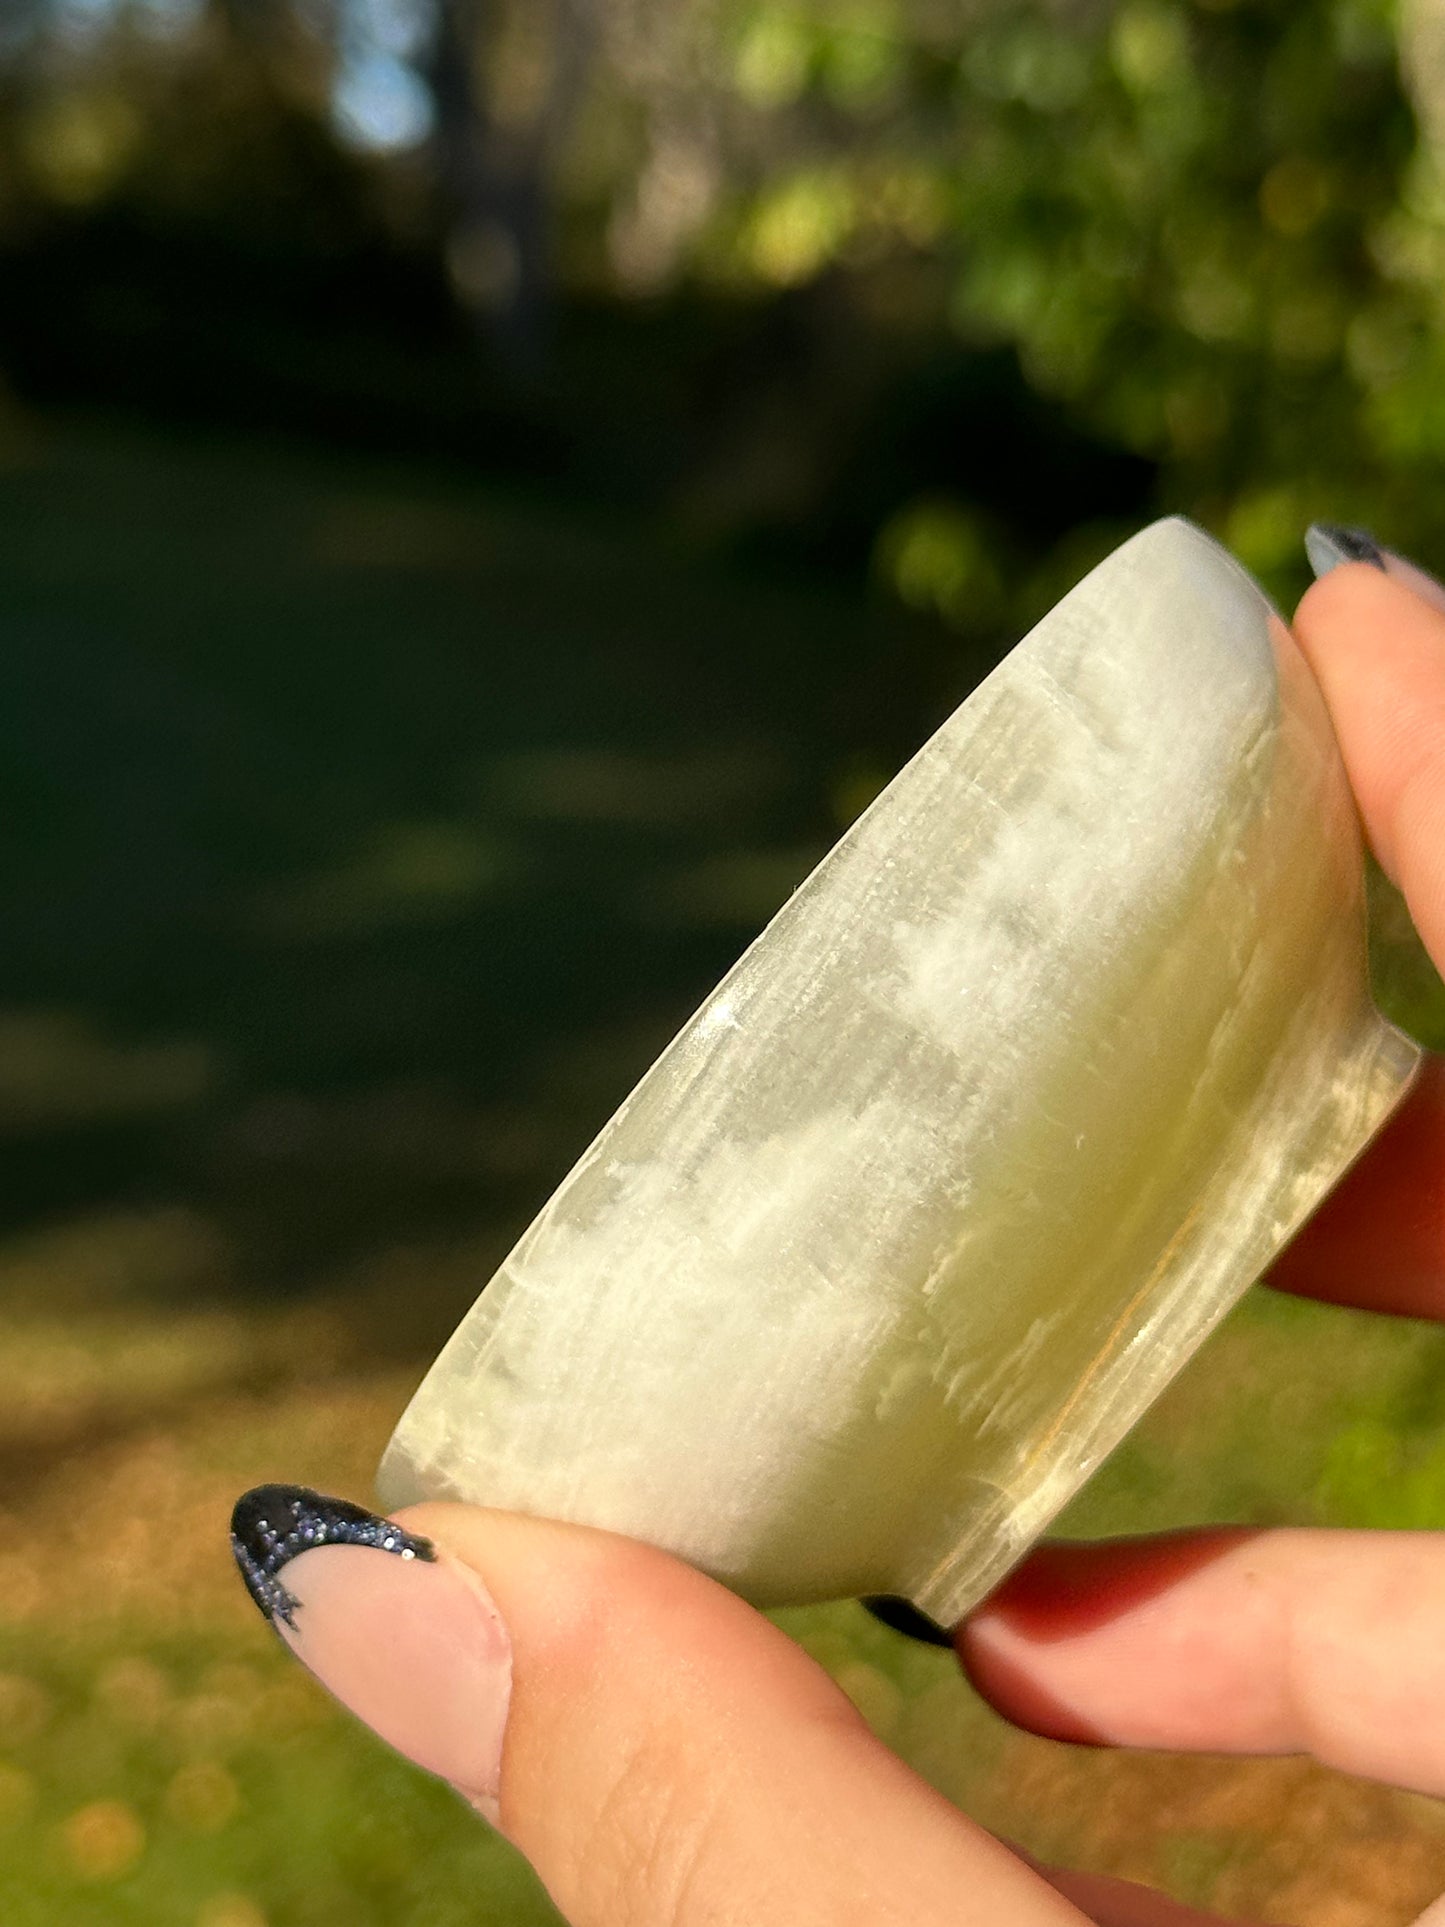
0,1628,555,1927
5,1186,1445,1924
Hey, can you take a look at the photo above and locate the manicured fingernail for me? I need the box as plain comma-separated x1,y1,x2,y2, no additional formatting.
860,1594,955,1648
230,1485,511,1819
1305,521,1387,577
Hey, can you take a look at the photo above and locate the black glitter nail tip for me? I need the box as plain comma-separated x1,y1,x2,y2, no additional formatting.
229,1484,436,1629
860,1594,956,1648
1305,521,1388,576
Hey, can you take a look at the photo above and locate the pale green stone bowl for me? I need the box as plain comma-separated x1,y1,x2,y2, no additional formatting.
379,517,1420,1625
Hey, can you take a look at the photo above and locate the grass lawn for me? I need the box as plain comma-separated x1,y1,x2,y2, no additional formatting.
2,421,1444,1926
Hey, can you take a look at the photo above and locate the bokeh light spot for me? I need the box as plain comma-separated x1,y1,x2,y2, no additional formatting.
94,1656,171,1732
165,1760,242,1833
333,52,435,153
60,1799,146,1881
197,1896,268,1927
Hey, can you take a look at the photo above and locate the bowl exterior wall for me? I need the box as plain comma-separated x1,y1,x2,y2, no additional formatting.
378,518,1421,1617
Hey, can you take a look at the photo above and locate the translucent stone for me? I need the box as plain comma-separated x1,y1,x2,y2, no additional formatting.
378,517,1420,1623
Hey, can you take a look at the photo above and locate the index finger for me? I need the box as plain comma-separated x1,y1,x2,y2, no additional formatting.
1264,555,1445,1318
1292,555,1445,962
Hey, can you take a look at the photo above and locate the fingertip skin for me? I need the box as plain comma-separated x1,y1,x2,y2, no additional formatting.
960,1532,1258,1748
970,1530,1257,1641
226,1487,511,1810
963,1527,1445,1796
1291,561,1445,948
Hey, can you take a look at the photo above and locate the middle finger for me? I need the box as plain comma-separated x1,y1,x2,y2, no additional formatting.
960,1526,1445,1797
1268,1054,1445,1320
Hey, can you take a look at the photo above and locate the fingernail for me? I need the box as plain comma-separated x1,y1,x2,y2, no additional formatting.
860,1594,955,1648
1305,521,1388,577
230,1485,511,1819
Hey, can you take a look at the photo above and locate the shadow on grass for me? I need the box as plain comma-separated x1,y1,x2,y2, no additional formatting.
0,419,972,1312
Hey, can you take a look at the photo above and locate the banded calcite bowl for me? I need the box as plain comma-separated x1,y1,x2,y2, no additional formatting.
378,516,1419,1625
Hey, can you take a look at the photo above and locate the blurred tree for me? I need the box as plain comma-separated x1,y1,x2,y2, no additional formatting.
675,0,1425,592
0,0,1442,614
424,0,600,360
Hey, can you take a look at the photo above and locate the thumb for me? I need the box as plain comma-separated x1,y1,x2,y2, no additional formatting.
229,1486,1089,1927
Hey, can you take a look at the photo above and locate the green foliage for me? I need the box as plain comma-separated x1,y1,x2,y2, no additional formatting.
6,0,1445,617
688,0,1441,617
873,497,1006,628
1318,1420,1445,1528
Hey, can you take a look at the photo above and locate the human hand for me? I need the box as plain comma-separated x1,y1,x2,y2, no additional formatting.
960,529,1445,1924
229,531,1445,1925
